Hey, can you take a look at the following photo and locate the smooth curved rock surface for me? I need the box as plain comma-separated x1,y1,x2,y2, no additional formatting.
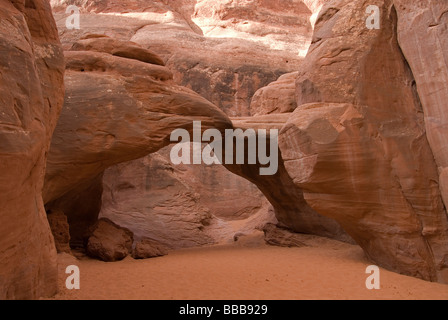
0,0,65,300
44,36,233,204
394,0,448,213
225,115,353,243
279,0,448,282
250,72,298,116
70,35,166,66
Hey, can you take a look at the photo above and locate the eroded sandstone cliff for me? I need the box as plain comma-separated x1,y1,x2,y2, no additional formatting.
51,0,311,116
277,0,448,282
1,0,448,301
0,0,65,299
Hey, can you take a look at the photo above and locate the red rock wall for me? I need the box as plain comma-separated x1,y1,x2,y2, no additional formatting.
278,0,448,282
395,0,448,224
0,0,65,299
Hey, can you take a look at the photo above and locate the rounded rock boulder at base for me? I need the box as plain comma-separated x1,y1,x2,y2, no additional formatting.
86,218,134,262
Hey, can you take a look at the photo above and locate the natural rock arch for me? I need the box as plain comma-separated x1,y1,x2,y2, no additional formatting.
43,37,349,252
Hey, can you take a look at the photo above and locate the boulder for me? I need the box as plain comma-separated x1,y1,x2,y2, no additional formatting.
47,210,72,254
132,239,169,259
250,72,298,116
87,218,134,262
263,224,307,248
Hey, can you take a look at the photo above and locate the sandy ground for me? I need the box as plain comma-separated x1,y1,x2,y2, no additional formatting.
49,233,448,300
